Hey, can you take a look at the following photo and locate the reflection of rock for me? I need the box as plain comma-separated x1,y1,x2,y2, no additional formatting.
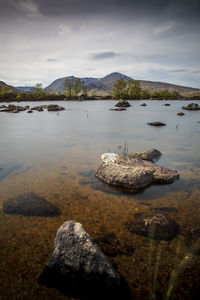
185,227,200,256
140,103,147,106
39,221,130,300
126,213,178,241
47,104,65,111
115,100,131,107
95,151,179,192
129,149,162,162
110,108,126,111
182,103,200,111
3,192,60,217
177,112,185,116
94,232,134,257
147,122,166,126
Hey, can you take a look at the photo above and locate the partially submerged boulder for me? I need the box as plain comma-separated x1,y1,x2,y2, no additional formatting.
129,149,162,162
126,213,178,241
182,103,200,111
39,221,129,299
140,103,147,106
47,104,65,111
110,108,126,111
95,151,179,192
177,112,185,116
164,103,171,106
3,192,60,217
115,100,131,107
147,122,166,127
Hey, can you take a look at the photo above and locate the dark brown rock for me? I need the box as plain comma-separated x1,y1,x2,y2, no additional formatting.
126,213,178,241
164,103,171,106
129,149,162,162
47,104,65,111
3,192,60,217
95,151,179,192
147,122,166,126
27,110,33,113
182,103,200,110
177,112,185,116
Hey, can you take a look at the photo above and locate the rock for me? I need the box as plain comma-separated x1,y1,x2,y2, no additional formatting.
140,103,147,106
115,100,131,107
128,149,162,162
0,104,29,113
47,104,65,111
27,110,33,113
177,112,185,116
0,105,7,109
31,105,49,110
95,151,179,192
164,103,171,106
185,227,200,256
147,122,166,126
3,192,60,217
126,213,178,241
182,103,200,110
110,108,126,111
39,221,130,299
94,232,134,257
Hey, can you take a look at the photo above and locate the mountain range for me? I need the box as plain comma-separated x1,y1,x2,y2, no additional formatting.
45,72,200,96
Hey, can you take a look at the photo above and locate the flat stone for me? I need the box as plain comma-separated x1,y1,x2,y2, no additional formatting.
147,122,166,126
110,108,127,111
39,221,130,299
126,213,178,241
95,151,179,192
3,192,60,217
182,103,200,110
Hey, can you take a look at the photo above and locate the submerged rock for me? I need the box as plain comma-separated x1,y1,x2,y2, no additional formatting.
147,122,166,127
110,108,126,111
182,103,200,111
177,112,185,116
128,149,162,162
3,192,60,217
47,104,65,111
126,213,178,241
95,151,179,192
185,227,200,256
115,100,131,107
39,221,130,299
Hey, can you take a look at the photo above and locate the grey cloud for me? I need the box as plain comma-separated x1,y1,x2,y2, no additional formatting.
93,51,117,60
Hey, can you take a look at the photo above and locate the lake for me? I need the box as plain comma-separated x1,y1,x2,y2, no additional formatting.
0,100,200,299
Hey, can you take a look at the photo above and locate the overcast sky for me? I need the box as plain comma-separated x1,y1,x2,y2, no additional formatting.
0,0,200,88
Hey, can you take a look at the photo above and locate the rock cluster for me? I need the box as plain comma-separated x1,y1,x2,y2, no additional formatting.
182,103,200,110
0,104,29,113
39,221,130,299
95,150,179,192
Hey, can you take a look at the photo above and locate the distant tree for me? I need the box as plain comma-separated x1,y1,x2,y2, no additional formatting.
126,79,141,99
112,79,127,99
32,83,46,99
0,85,12,95
64,77,89,98
141,89,151,99
81,84,90,97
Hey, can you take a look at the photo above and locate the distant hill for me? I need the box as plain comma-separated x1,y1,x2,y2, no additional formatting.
16,86,33,92
0,81,21,93
45,72,200,96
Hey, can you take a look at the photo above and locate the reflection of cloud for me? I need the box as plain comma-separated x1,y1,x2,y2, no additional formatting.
153,21,177,36
17,0,41,17
93,51,117,60
58,24,71,36
46,58,57,62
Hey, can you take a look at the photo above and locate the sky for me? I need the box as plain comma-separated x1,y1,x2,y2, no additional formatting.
0,0,200,88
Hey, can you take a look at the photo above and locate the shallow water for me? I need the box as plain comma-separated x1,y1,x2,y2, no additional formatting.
0,100,200,299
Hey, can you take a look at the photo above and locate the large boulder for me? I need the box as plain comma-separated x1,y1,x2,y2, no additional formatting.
182,103,200,110
95,151,179,192
39,221,130,299
115,100,131,107
126,213,178,241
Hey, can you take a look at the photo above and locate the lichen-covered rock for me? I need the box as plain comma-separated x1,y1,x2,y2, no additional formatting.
147,122,166,126
182,103,200,111
39,221,130,299
115,100,131,107
126,213,178,241
3,192,60,217
95,151,179,192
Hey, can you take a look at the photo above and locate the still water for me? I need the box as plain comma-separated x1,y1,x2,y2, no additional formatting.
0,100,200,299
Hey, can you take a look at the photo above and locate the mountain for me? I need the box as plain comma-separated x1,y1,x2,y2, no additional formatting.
16,86,33,92
0,81,21,93
45,72,200,96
